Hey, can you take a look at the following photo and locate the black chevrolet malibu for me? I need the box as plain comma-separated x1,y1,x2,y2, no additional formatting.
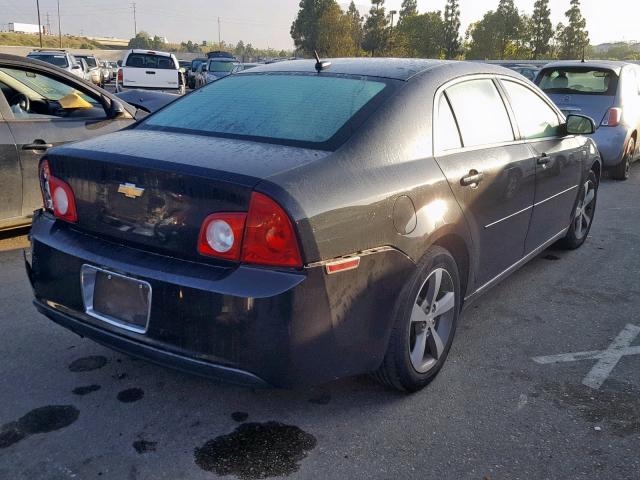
27,59,601,391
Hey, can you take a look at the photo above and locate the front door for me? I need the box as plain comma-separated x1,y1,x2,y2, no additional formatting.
0,115,21,225
434,78,536,287
498,79,582,252
0,64,132,217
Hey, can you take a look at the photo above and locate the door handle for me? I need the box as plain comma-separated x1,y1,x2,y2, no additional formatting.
537,154,551,165
145,71,156,74
22,141,53,151
460,170,484,187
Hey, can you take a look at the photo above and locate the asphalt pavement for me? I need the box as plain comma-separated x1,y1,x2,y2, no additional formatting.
0,168,638,480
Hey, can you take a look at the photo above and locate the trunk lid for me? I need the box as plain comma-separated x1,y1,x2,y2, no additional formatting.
121,66,180,89
47,130,327,263
547,93,616,128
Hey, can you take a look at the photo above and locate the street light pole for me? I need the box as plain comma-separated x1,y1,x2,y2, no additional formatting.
36,0,43,47
57,0,62,48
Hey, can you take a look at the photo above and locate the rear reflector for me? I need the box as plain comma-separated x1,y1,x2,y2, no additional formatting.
602,108,622,127
325,257,360,275
198,213,246,261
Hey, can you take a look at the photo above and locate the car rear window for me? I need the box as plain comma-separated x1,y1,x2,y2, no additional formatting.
139,73,393,150
28,54,68,68
80,57,98,68
537,67,619,95
208,60,236,73
126,53,176,70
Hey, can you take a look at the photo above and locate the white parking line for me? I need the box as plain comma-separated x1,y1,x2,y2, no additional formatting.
532,324,640,390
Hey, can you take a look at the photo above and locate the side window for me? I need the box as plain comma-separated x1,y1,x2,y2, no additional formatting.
445,79,514,148
435,94,462,151
501,80,561,140
0,67,106,120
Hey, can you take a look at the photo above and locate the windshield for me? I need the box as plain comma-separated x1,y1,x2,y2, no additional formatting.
27,54,69,68
537,67,619,95
208,61,236,73
140,73,393,149
191,59,205,69
0,67,99,105
80,57,98,68
126,53,176,69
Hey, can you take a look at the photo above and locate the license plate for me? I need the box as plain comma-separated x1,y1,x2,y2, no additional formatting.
81,265,151,333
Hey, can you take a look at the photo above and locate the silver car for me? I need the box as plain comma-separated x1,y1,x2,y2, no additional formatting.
26,49,84,79
536,61,640,180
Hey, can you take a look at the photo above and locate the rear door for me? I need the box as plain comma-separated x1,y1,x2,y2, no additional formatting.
434,77,536,287
499,79,582,252
122,52,180,90
0,64,133,217
0,101,22,225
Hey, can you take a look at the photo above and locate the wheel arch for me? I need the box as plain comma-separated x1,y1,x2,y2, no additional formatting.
430,232,471,301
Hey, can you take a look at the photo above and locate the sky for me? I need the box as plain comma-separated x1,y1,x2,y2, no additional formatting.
0,0,637,50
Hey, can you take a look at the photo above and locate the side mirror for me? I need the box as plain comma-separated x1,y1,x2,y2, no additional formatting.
72,65,81,70
565,114,596,135
117,60,122,67
109,99,127,118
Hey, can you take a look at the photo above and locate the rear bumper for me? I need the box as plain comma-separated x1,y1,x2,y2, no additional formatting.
591,126,629,167
116,84,183,95
28,211,413,387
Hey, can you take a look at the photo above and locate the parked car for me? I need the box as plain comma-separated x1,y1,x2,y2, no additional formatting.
116,49,185,95
206,50,235,59
236,63,261,72
536,60,640,180
0,54,174,231
26,49,84,79
196,58,239,87
77,58,91,82
75,54,103,87
188,57,206,89
508,65,541,81
27,59,601,391
100,61,112,83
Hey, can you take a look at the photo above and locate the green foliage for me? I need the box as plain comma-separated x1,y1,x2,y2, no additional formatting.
399,0,418,20
442,0,461,59
392,12,444,58
0,32,102,49
346,1,364,52
531,0,553,59
559,0,589,59
128,32,167,50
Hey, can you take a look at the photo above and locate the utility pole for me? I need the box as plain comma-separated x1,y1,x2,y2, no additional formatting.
218,17,221,49
36,0,43,47
46,12,51,35
132,2,137,36
57,0,62,48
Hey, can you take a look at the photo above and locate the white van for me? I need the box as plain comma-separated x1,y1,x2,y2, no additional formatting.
116,49,185,95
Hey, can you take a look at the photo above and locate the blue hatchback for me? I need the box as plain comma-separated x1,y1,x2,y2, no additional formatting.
536,61,640,180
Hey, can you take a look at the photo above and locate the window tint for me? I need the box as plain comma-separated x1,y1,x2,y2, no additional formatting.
27,54,69,68
126,54,176,70
141,74,390,148
445,79,514,147
436,94,462,151
537,68,618,95
208,60,236,73
502,80,560,140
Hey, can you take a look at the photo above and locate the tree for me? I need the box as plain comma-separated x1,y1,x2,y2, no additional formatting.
530,0,553,59
392,11,444,58
559,0,589,59
316,2,358,56
362,0,388,56
234,40,245,59
399,0,418,20
290,0,338,56
465,12,501,59
345,1,364,52
128,31,153,49
442,0,461,59
495,0,521,59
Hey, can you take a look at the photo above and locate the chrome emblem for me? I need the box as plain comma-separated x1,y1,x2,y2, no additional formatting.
117,183,145,198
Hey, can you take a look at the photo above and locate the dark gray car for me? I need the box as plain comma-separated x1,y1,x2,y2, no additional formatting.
27,59,601,391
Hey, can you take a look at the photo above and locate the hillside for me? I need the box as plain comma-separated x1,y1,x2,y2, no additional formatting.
0,32,102,49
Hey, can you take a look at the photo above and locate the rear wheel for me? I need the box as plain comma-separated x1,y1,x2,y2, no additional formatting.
373,246,461,392
612,137,635,181
559,170,598,249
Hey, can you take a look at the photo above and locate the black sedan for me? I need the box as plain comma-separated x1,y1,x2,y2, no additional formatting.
27,59,601,391
0,54,175,231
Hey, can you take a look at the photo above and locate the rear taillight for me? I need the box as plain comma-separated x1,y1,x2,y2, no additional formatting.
197,192,302,268
602,107,622,127
39,159,78,223
198,213,246,260
117,68,123,83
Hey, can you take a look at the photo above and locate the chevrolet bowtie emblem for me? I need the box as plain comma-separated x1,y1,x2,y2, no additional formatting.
117,183,145,198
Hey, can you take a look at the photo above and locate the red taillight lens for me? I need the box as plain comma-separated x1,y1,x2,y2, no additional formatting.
198,213,246,260
117,68,123,83
39,159,78,223
602,108,622,127
241,192,302,268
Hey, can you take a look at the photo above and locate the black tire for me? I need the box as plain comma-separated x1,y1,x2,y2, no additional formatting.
373,246,461,392
559,169,598,250
612,137,635,181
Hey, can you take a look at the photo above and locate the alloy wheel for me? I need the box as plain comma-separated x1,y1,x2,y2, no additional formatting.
408,268,456,373
574,179,596,240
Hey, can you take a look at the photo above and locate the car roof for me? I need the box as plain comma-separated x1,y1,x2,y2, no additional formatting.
241,58,525,82
542,60,630,73
130,49,173,57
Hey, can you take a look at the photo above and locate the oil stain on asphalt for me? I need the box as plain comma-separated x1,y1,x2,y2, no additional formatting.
0,405,79,449
133,439,157,454
117,388,144,403
231,411,249,422
68,355,108,372
72,384,101,396
194,422,317,479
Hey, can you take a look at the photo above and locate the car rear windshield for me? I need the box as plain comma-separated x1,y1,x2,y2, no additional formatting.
126,53,176,69
139,73,394,150
28,54,68,68
208,60,236,73
537,67,619,95
80,57,98,68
